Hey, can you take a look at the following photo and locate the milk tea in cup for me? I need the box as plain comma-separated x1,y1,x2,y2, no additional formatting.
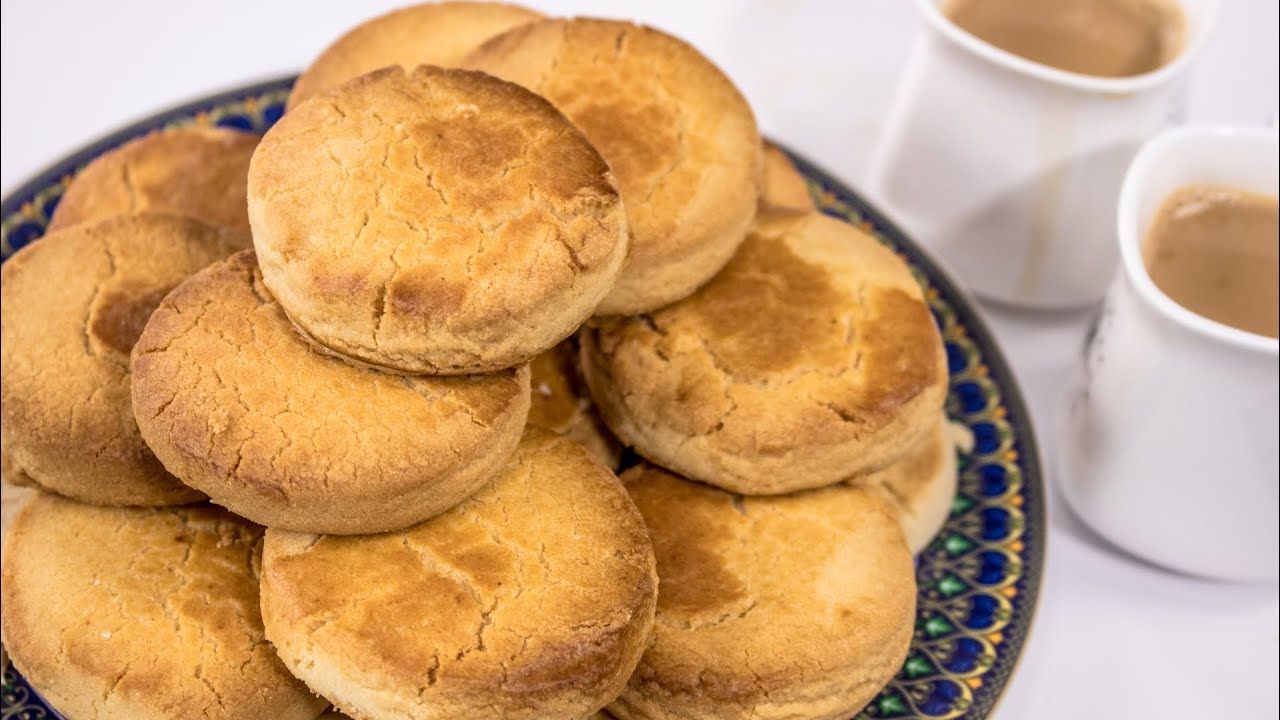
944,0,1185,78
1142,186,1279,339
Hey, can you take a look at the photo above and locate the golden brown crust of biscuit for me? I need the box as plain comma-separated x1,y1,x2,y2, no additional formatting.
465,18,763,314
528,338,622,469
760,141,816,212
251,65,628,374
872,413,959,554
0,215,248,506
0,494,326,720
612,464,915,720
131,250,529,535
48,127,259,234
261,430,657,720
287,1,543,110
581,211,948,495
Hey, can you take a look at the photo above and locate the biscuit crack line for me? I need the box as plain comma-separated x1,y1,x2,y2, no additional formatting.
102,660,134,708
192,663,228,714
400,536,500,663
120,161,139,214
81,240,120,358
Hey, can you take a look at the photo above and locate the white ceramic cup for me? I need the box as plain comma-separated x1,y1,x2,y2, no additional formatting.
1059,126,1279,582
866,0,1220,308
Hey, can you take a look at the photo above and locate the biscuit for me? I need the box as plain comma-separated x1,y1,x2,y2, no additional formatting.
287,1,543,110
0,494,326,720
466,18,763,314
48,127,258,234
581,211,948,495
867,414,958,554
1,214,248,506
131,250,529,535
529,338,622,469
760,141,815,212
260,429,657,720
250,65,628,375
612,463,915,720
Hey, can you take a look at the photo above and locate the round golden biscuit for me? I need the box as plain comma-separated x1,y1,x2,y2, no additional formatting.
288,1,543,110
131,250,529,535
0,494,327,720
760,140,815,212
1,215,248,506
260,429,657,720
612,463,915,720
581,211,948,495
466,18,763,315
529,338,622,469
250,65,628,375
866,413,959,554
48,127,258,234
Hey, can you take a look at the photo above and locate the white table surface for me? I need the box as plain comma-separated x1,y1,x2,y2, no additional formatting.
2,1,1278,718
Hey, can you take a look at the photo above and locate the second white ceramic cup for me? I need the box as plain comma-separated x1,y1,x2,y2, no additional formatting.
867,0,1220,308
1059,126,1279,582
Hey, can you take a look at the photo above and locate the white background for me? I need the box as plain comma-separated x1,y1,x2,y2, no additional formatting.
2,1,1278,718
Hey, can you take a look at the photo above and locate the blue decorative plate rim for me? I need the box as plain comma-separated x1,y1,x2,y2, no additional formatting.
0,75,1044,720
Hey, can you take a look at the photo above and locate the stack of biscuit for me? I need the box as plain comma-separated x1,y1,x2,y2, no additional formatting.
0,3,958,719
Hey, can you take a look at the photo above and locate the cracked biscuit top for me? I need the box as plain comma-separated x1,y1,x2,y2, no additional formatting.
0,214,248,506
611,464,915,720
465,18,763,315
581,210,948,495
287,1,543,110
48,127,259,234
131,250,530,535
249,64,628,375
0,494,327,720
260,429,658,720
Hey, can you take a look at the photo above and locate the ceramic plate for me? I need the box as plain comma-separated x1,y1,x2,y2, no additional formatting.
0,77,1044,720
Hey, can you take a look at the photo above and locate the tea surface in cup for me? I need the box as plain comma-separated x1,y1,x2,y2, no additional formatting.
943,0,1184,77
1143,186,1279,339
